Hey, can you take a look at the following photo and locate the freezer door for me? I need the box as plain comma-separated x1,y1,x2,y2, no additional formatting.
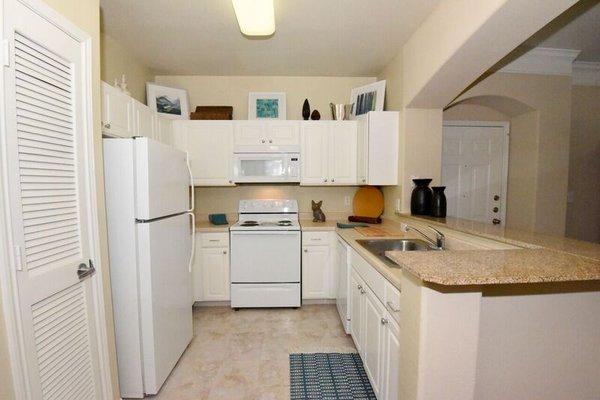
136,213,193,395
230,231,301,282
135,137,191,220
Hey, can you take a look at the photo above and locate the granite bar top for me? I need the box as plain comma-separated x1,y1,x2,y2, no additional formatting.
386,248,600,286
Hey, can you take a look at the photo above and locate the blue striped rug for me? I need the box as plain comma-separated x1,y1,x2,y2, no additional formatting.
289,353,376,400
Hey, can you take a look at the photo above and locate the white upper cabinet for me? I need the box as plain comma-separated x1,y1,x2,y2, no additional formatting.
300,121,357,185
133,100,156,139
234,120,300,150
357,111,399,185
173,121,234,186
156,117,173,146
301,122,329,184
101,82,134,137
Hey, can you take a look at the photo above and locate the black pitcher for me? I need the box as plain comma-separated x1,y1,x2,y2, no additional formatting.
431,186,447,218
410,179,433,215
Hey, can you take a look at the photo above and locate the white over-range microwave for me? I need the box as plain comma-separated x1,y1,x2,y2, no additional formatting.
232,153,301,183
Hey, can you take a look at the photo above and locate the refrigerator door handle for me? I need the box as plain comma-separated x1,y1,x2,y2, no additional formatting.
187,212,195,273
186,152,194,212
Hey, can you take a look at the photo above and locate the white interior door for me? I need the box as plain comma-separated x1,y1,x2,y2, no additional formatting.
442,123,508,225
2,1,108,398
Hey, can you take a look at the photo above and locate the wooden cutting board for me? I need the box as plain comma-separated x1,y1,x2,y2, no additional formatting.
354,226,394,237
353,186,384,218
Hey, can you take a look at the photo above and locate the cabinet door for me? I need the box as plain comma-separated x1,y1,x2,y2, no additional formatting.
302,245,331,299
178,121,234,186
381,315,400,400
234,121,266,145
134,101,156,139
350,270,365,353
201,247,230,301
363,286,386,397
330,122,357,184
101,82,133,137
267,121,300,146
301,123,329,185
157,117,173,146
356,115,369,184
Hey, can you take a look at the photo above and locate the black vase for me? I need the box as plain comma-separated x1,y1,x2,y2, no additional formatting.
410,179,433,215
302,99,310,120
431,186,447,218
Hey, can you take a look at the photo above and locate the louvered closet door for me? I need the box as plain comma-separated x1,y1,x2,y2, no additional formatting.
3,1,104,399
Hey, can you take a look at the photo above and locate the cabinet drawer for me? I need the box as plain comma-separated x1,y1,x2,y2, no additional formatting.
350,249,385,304
201,233,229,248
302,231,330,245
384,280,401,323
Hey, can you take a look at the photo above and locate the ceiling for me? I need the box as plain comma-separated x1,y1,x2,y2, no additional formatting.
99,0,440,76
526,0,600,62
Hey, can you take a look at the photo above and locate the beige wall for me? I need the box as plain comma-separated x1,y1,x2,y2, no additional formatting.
194,185,358,220
566,85,600,243
443,103,508,121
154,75,375,120
100,32,154,103
450,72,572,236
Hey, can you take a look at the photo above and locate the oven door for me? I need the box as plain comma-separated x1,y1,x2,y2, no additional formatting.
232,153,300,183
230,231,301,282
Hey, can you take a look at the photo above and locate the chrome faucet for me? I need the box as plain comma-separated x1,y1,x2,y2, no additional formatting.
405,224,445,250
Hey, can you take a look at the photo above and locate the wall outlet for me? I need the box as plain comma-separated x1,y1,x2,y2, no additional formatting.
344,196,351,206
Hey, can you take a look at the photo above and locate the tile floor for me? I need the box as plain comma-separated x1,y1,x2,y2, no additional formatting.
148,305,356,400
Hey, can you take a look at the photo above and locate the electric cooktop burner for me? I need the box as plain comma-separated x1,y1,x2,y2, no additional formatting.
240,221,259,226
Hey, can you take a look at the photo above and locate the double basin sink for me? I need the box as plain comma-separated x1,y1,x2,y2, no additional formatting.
356,238,440,268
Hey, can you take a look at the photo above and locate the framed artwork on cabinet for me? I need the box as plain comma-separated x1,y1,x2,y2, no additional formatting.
147,83,190,119
248,92,286,120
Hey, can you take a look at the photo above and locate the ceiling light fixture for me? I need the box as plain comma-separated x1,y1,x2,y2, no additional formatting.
232,0,275,36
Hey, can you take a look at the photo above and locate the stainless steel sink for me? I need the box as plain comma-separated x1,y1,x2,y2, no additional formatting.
356,239,438,268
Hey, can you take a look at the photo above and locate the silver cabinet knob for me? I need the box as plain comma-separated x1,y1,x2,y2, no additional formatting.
104,122,111,129
303,249,308,253
381,317,389,325
222,250,227,254
360,289,366,295
261,139,266,143
228,180,233,184
323,178,328,183
362,179,366,183
269,139,273,143
331,179,335,183
494,195,500,201
357,284,362,290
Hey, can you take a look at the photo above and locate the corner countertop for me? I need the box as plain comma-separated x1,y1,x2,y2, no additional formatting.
195,220,234,232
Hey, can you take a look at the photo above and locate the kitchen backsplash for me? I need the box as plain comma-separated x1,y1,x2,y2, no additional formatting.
194,185,359,220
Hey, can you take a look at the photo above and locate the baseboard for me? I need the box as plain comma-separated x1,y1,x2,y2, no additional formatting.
302,299,336,305
193,301,231,307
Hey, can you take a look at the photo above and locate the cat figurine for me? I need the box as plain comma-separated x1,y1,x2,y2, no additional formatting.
312,200,326,223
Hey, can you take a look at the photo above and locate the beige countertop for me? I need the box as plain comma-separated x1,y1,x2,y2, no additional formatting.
398,213,600,260
299,219,338,231
195,220,234,232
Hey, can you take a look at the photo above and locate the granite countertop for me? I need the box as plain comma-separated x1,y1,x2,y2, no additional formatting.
195,220,234,232
386,248,600,286
398,213,600,260
300,220,338,231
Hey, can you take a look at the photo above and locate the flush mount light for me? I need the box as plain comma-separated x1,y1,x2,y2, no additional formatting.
232,0,275,36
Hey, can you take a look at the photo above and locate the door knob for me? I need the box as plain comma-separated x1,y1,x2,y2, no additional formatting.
77,260,96,280
492,218,501,225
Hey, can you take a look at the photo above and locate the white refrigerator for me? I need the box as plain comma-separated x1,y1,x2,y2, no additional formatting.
103,137,195,398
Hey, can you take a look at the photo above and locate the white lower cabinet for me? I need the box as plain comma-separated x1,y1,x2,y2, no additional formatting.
193,232,230,302
302,231,337,299
350,253,400,400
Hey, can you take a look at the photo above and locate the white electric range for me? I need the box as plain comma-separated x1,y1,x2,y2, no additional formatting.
230,199,301,308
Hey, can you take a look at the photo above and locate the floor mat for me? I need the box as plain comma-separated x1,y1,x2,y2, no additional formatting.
289,353,376,400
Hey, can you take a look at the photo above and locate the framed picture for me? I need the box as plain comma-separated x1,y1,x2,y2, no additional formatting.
350,80,386,118
248,92,286,120
146,83,190,119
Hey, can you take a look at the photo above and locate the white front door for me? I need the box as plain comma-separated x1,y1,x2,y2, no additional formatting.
2,1,109,398
442,122,508,225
